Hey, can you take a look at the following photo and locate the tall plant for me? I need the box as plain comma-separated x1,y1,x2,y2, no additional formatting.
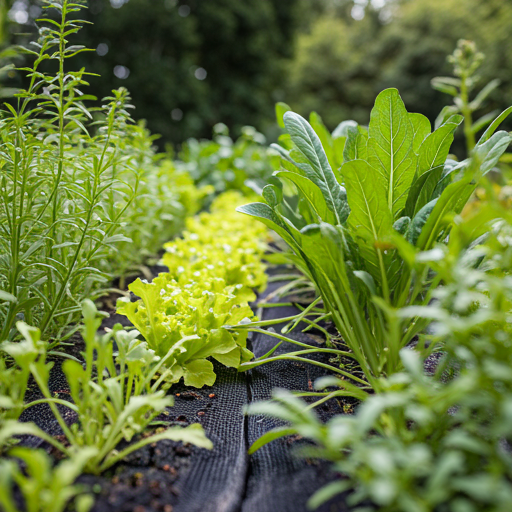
0,0,141,345
234,89,512,391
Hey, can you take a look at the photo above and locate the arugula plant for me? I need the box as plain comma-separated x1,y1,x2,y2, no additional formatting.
235,88,512,391
0,323,47,425
246,208,512,512
0,447,95,512
4,299,212,475
117,191,267,388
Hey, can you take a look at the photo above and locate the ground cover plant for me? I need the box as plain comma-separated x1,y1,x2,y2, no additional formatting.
0,300,211,473
234,87,512,392
117,191,268,388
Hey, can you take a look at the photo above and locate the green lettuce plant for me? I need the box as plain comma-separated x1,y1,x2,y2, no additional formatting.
117,191,267,388
2,300,212,475
234,88,512,391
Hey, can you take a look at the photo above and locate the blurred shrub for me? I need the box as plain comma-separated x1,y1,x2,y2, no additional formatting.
65,0,307,146
177,123,279,196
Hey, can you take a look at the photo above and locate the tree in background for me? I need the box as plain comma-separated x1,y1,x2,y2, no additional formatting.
285,0,512,156
7,0,308,146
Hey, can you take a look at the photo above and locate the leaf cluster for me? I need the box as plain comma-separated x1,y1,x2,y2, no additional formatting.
247,204,512,512
237,89,512,390
177,123,278,198
117,191,267,388
0,299,212,475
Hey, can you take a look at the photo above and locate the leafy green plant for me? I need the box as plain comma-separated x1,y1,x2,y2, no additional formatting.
178,123,278,196
0,0,146,344
248,198,512,510
234,88,512,391
1,299,212,475
246,203,512,511
0,447,95,512
102,121,210,284
117,191,267,388
0,322,46,424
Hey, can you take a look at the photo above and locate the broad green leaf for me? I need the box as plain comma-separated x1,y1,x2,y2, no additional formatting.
393,216,411,236
416,174,475,251
275,102,291,129
407,199,437,246
236,202,302,254
404,115,463,217
332,120,358,139
409,113,431,153
473,131,512,176
183,359,216,388
213,347,241,368
332,120,357,169
300,223,348,289
342,159,393,279
368,88,415,218
283,111,347,224
309,111,338,180
275,170,341,225
343,125,368,163
417,115,463,177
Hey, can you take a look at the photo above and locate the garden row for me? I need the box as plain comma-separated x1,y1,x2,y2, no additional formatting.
1,2,512,512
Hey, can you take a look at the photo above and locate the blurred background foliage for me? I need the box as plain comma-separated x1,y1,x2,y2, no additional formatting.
2,0,512,150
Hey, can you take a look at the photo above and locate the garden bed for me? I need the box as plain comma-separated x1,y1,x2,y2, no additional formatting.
16,275,349,512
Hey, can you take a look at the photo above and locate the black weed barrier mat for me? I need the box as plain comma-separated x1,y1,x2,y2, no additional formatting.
16,278,351,512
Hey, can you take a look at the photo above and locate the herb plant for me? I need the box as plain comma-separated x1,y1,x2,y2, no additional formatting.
0,0,144,344
432,39,510,154
235,89,512,391
3,299,212,475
